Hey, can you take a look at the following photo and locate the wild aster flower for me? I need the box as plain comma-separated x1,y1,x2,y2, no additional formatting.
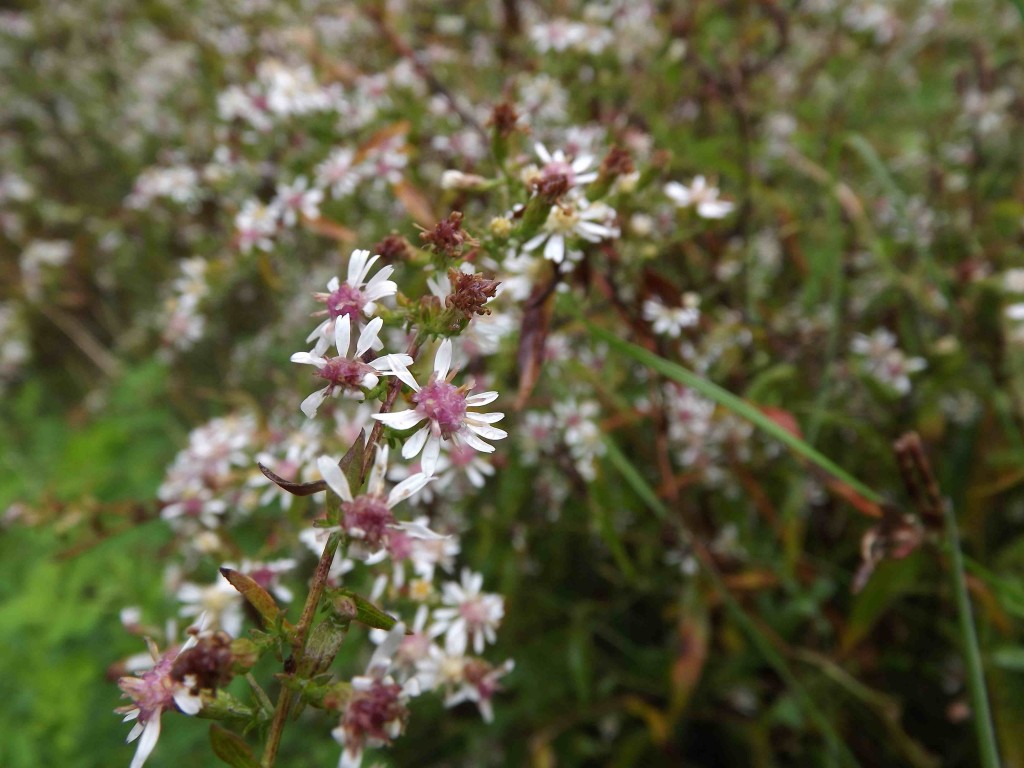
333,622,418,768
430,568,505,656
418,652,514,724
307,249,398,356
176,575,244,638
273,176,323,227
316,446,440,558
291,316,410,419
116,628,204,768
532,142,599,190
316,147,362,198
235,199,279,253
851,328,927,395
372,339,507,475
664,176,735,219
642,293,701,337
521,198,619,265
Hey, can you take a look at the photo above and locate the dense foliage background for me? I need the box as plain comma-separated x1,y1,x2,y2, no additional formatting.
3,1,1024,766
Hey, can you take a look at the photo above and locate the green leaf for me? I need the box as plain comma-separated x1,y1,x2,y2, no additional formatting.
328,588,399,631
209,724,259,768
589,323,882,503
992,646,1024,672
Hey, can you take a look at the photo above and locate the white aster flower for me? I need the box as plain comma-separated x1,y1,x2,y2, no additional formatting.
308,249,398,356
429,568,505,656
291,316,410,419
665,176,735,219
522,198,619,265
372,339,507,475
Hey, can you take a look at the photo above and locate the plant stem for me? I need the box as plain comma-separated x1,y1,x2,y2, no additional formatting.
943,501,1001,768
261,532,341,767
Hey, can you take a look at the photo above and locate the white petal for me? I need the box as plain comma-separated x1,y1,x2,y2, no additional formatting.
402,423,430,459
347,249,370,286
464,391,499,406
462,432,495,453
387,472,431,506
543,234,565,264
434,339,453,379
300,388,330,419
420,435,442,474
394,520,446,541
291,351,326,367
130,715,162,768
374,409,425,431
400,426,431,460
387,355,420,391
317,456,353,501
467,411,504,424
534,142,552,163
467,423,508,441
334,315,352,355
327,276,340,292
369,445,389,495
356,317,383,357
522,233,547,253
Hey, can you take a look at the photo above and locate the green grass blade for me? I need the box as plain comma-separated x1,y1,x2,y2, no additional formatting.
589,324,882,503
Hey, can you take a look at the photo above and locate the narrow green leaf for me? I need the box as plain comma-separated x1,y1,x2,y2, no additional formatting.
209,724,260,768
589,323,882,503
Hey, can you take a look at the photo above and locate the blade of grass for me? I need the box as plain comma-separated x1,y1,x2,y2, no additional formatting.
943,502,1002,768
604,438,860,767
588,323,882,503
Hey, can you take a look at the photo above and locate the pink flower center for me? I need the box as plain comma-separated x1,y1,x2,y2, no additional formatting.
316,357,374,389
343,680,405,749
412,380,467,439
459,597,490,630
542,159,575,184
342,496,394,549
326,283,364,322
118,651,179,723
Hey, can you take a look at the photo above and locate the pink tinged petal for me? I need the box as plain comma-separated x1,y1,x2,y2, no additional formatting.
420,435,442,475
543,234,565,264
464,391,499,406
130,714,162,768
388,473,431,506
402,423,430,460
462,432,495,453
374,409,425,431
434,339,453,379
335,315,352,355
300,388,330,419
356,316,383,357
522,233,547,253
317,456,353,501
467,423,508,441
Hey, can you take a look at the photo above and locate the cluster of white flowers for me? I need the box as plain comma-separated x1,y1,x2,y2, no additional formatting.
160,257,210,353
